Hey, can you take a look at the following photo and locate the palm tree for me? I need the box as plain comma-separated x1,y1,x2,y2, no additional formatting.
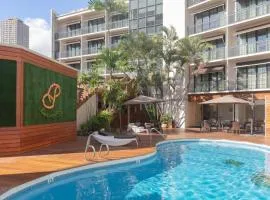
88,0,127,48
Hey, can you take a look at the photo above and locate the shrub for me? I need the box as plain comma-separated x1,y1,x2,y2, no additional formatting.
160,114,172,124
79,109,114,136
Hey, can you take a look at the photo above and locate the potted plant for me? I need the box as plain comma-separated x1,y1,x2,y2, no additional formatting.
160,114,172,128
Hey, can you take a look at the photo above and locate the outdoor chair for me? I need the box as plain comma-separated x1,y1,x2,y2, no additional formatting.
200,120,211,133
230,121,241,134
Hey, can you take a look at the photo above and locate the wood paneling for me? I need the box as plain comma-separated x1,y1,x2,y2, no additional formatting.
0,45,77,156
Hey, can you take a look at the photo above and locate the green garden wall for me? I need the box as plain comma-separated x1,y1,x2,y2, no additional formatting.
0,60,17,127
24,63,77,125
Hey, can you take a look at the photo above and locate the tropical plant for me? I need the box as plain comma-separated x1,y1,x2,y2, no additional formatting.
118,32,162,95
88,0,127,47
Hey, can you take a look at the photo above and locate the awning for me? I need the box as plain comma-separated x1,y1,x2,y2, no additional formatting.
124,95,163,105
193,66,224,75
199,95,250,104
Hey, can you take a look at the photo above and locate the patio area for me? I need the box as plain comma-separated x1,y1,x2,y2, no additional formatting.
1,128,270,195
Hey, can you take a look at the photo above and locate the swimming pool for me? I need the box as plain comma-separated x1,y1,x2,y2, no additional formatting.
2,139,270,200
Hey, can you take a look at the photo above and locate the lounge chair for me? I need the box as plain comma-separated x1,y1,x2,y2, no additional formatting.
128,123,149,134
85,131,138,160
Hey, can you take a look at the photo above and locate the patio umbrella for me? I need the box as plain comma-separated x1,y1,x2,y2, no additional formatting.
199,95,252,133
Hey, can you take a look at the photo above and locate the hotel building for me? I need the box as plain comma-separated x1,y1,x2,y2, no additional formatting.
185,0,270,135
51,8,129,73
0,18,29,48
51,0,185,73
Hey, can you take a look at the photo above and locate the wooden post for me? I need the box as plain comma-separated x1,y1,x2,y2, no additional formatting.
128,105,130,124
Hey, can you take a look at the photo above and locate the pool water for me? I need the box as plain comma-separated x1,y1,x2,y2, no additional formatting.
4,140,270,200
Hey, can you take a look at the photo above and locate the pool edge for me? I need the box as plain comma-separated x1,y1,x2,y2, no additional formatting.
2,138,270,199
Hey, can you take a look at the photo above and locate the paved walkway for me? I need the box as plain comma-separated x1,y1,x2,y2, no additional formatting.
0,129,268,194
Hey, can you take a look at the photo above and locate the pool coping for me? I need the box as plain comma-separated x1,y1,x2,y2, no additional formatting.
2,138,270,200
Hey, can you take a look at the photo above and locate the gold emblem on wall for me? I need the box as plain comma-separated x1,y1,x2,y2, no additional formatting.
42,83,61,110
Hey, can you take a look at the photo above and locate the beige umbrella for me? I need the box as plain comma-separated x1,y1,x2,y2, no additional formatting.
199,95,250,105
199,95,253,133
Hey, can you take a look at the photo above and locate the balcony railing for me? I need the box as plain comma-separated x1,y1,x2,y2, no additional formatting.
229,3,270,24
82,47,103,55
60,51,81,58
56,29,81,39
187,13,226,35
229,40,270,57
110,19,128,29
193,80,226,93
187,0,207,7
82,24,105,34
204,47,225,61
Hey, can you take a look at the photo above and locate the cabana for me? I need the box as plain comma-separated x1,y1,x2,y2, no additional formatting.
124,95,164,124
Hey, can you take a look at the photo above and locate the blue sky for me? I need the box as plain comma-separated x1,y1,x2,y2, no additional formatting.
0,0,88,22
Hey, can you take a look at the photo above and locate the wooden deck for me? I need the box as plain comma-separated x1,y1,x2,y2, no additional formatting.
1,128,270,195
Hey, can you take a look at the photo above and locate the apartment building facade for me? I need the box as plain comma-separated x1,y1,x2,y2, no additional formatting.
51,0,185,73
185,0,270,135
51,8,129,73
0,18,29,48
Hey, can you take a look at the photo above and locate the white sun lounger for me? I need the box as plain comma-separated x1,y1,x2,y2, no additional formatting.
85,131,138,160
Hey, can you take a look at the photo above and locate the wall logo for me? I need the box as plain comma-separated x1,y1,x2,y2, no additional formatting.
42,83,61,110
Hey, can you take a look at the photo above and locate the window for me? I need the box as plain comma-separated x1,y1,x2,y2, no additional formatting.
194,70,225,92
237,28,270,56
139,0,146,8
147,16,155,26
156,4,163,15
111,35,121,48
88,18,105,33
67,23,81,37
131,20,138,29
66,43,80,57
147,0,155,6
194,5,224,33
155,14,163,25
130,0,138,9
237,63,270,90
139,8,146,18
88,39,104,54
130,9,138,19
147,6,155,16
139,18,146,28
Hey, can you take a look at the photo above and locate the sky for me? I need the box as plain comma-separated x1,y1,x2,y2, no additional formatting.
0,0,89,57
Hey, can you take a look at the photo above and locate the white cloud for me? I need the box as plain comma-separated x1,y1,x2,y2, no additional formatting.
24,18,51,57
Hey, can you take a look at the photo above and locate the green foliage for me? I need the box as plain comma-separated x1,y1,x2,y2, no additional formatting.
79,110,113,135
160,114,173,124
0,60,17,127
89,0,127,13
103,81,127,110
24,63,77,125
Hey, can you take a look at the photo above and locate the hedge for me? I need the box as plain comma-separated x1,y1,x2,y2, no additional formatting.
0,60,17,127
24,63,77,125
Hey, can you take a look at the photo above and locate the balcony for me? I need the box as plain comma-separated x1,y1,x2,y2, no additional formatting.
229,40,270,58
60,51,81,58
110,19,128,29
82,47,103,56
187,13,226,35
82,24,105,34
187,0,207,7
56,29,81,39
204,47,225,61
229,3,270,24
192,80,226,93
